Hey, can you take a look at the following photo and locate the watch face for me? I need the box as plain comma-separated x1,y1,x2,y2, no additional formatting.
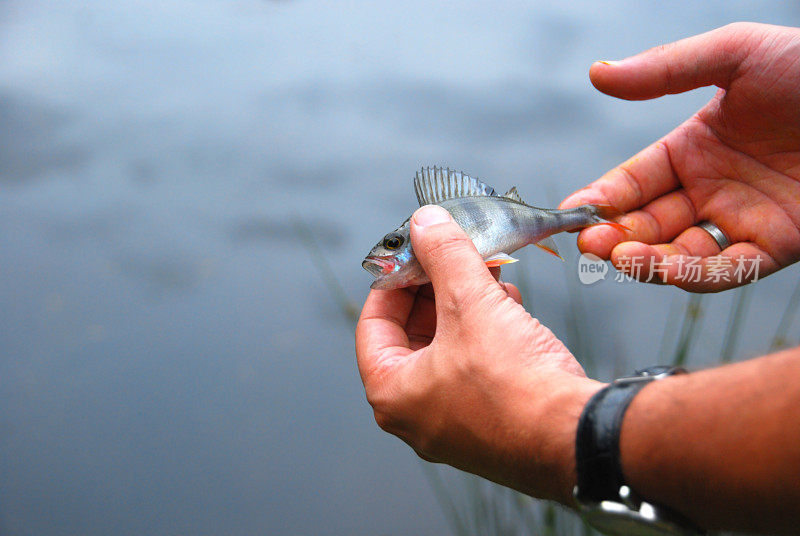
582,505,697,536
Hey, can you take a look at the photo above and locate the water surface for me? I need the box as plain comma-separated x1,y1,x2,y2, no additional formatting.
1,2,799,534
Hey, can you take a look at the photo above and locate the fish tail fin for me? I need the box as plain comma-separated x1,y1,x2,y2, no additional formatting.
585,204,630,233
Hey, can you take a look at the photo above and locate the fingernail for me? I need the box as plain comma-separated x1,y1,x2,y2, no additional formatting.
560,193,591,209
597,60,619,66
559,194,578,209
659,245,683,257
413,205,451,227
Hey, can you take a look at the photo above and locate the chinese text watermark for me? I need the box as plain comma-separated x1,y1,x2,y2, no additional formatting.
577,254,762,285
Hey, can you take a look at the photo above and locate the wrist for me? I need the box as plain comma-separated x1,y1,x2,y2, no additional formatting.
529,375,606,505
572,367,706,535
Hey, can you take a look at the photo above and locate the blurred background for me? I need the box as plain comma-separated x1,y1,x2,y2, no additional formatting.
1,1,799,535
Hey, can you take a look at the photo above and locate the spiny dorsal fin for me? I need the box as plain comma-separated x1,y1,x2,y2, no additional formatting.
414,166,496,206
503,186,524,203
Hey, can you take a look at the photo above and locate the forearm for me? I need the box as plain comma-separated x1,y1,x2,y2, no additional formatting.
620,347,800,533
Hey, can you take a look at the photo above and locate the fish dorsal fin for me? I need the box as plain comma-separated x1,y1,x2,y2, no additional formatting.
414,166,496,206
503,186,524,203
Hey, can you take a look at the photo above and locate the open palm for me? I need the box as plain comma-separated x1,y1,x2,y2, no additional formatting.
561,23,800,291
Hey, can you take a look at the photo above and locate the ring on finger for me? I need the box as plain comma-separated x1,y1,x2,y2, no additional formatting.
696,221,731,251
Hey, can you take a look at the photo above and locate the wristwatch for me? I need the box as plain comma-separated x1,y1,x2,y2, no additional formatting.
573,366,705,535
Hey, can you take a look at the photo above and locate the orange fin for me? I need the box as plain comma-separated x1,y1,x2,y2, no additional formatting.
484,252,519,267
603,221,631,233
591,204,631,233
535,236,563,260
535,243,563,260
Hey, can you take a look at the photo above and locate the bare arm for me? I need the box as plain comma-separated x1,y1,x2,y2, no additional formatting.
356,206,800,534
620,347,800,533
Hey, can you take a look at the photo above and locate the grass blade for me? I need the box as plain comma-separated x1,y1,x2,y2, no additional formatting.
543,503,557,536
513,250,535,317
672,293,704,367
770,279,800,352
720,286,751,363
511,491,539,535
420,465,471,536
657,294,681,362
564,256,595,375
293,217,359,323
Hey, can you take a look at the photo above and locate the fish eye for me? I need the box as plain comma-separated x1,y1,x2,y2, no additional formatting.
383,233,404,250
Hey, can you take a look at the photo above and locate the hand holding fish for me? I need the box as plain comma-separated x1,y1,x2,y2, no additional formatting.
356,23,800,533
356,207,800,531
561,22,800,291
356,205,604,505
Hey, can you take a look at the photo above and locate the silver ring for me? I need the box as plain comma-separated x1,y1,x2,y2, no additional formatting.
697,221,731,251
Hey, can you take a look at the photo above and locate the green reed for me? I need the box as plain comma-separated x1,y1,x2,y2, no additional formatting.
671,293,704,368
770,279,800,352
563,256,596,376
720,286,751,363
294,217,359,323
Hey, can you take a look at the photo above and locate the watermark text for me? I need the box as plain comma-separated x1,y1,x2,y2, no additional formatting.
577,254,762,285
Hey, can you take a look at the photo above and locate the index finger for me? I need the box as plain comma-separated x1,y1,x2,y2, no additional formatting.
560,139,679,213
560,139,681,258
355,287,417,384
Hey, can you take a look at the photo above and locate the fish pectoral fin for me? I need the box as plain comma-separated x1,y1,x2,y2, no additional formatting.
484,252,519,267
535,237,563,260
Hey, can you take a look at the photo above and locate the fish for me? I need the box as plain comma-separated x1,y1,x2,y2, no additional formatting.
362,166,628,290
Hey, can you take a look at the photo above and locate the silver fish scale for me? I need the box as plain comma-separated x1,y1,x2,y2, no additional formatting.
439,196,543,258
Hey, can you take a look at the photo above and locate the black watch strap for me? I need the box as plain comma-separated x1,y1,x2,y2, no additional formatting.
575,366,685,503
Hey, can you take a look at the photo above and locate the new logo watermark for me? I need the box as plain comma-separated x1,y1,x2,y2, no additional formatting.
577,253,608,285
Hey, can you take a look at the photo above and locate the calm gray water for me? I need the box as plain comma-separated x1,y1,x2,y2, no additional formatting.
2,2,799,535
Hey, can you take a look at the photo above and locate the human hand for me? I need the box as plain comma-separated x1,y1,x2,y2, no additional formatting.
355,205,603,504
561,23,800,292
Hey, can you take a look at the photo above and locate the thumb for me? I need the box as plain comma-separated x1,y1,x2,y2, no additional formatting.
410,205,497,304
589,23,753,101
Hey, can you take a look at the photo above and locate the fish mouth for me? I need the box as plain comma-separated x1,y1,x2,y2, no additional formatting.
362,256,396,278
